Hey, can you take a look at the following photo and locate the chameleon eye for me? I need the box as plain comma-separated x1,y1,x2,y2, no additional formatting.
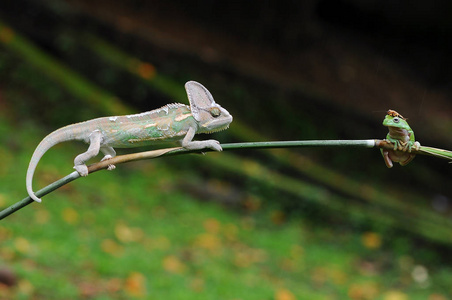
393,117,400,123
209,107,221,118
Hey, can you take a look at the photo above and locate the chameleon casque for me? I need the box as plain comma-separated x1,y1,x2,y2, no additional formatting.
381,109,420,168
26,81,233,203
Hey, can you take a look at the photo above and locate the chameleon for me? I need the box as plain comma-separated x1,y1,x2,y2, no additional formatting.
381,109,420,168
26,81,233,203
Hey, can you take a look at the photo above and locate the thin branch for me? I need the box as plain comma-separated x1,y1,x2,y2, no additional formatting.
1,139,450,220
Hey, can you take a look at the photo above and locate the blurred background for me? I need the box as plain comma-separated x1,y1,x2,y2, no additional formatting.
0,0,451,299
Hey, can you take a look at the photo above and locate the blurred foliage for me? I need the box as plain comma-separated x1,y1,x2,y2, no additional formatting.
0,113,451,299
0,0,451,299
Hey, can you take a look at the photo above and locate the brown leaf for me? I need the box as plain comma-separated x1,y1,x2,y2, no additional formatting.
383,290,408,300
162,255,186,274
195,233,222,252
275,288,296,300
361,232,382,249
62,207,79,225
115,222,144,243
203,218,221,234
101,239,124,256
124,272,147,297
14,237,31,254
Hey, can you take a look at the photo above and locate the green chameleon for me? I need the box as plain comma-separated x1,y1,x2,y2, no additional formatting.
381,110,420,168
26,81,233,203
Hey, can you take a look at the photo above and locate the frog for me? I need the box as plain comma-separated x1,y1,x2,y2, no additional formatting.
381,110,420,168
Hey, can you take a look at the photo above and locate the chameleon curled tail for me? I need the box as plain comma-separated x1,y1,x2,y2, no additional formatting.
26,125,89,203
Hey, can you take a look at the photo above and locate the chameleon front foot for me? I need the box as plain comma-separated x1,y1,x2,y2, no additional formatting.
183,140,223,152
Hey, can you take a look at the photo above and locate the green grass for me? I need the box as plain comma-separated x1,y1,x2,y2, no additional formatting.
1,110,452,300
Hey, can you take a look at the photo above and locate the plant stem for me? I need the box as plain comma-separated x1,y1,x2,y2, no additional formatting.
1,139,450,220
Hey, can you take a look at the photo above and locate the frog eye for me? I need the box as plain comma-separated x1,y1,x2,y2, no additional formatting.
393,117,400,123
210,107,221,118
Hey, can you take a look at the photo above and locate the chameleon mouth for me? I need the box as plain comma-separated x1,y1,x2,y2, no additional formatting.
203,124,230,134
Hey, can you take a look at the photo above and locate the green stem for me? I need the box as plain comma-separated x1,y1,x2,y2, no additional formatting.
1,139,450,220
0,172,80,220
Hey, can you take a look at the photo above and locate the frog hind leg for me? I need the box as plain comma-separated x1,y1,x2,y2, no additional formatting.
381,148,394,168
399,153,416,166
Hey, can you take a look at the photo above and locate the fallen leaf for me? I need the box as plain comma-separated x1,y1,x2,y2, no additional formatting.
195,233,222,252
62,207,79,225
203,218,221,234
362,232,382,249
124,272,147,297
383,290,408,300
275,288,296,300
14,237,31,254
162,255,186,274
115,222,144,243
17,279,34,296
101,239,124,256
348,282,379,300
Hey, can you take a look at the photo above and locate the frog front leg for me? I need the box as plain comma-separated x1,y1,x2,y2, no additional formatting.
386,135,420,152
386,135,406,151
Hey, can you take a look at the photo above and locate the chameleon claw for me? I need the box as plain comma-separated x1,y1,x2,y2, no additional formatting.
101,155,113,161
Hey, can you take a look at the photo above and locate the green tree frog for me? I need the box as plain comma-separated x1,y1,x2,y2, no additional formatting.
381,110,420,168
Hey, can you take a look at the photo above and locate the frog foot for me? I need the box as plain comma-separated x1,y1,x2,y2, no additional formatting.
410,141,421,152
389,140,406,151
397,141,408,151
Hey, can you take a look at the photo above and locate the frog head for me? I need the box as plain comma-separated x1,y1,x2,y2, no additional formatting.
382,114,411,130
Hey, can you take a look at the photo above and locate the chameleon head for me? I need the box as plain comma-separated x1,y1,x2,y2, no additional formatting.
185,81,233,134
196,105,233,134
382,114,410,130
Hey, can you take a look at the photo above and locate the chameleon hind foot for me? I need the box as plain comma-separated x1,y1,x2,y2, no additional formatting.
101,155,116,171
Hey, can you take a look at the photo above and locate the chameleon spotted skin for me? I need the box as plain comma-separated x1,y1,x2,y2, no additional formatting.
98,103,197,147
26,81,232,203
380,110,420,168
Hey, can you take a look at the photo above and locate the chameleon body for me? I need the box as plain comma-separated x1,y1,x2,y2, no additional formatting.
26,81,233,203
381,110,420,168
